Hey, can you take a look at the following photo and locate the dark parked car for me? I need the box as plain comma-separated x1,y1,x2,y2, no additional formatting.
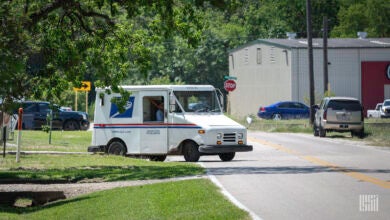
18,101,89,130
257,101,310,120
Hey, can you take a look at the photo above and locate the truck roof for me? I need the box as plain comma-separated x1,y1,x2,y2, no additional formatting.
96,85,216,92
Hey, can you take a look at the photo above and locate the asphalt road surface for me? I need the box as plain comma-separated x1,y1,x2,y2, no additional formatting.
168,131,390,220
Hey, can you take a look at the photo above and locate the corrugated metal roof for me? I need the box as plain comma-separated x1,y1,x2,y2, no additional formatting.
229,38,390,53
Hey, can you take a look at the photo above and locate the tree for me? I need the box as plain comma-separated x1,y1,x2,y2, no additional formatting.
0,0,210,112
331,0,390,37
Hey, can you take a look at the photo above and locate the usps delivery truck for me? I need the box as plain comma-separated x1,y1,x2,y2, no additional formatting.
88,85,252,162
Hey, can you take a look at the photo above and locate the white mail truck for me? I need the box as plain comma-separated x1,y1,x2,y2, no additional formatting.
88,85,252,162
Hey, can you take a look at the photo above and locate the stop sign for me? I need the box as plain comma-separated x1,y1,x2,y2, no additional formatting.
224,79,236,92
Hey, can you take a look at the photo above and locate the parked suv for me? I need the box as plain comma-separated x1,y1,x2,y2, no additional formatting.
18,101,89,130
313,97,364,138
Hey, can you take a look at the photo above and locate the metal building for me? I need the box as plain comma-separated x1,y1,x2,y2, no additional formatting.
228,36,390,118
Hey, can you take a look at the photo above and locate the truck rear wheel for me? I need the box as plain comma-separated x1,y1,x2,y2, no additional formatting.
108,141,126,156
183,141,200,162
219,152,235,161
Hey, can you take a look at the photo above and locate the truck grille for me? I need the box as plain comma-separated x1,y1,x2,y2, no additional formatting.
223,133,236,142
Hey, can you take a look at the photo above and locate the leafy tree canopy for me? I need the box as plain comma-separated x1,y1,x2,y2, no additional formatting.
1,0,389,113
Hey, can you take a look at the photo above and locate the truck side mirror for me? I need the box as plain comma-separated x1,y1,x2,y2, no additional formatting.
169,93,176,112
312,104,319,112
216,89,224,111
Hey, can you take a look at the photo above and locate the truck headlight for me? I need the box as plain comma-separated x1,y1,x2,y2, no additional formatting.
217,133,222,139
237,133,243,139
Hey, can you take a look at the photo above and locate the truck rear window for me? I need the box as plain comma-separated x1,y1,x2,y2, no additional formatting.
327,100,361,111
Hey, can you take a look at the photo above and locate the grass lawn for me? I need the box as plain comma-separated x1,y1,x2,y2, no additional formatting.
6,130,91,152
0,154,204,183
0,179,250,220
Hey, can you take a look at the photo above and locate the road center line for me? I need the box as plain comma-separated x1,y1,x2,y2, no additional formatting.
248,137,390,189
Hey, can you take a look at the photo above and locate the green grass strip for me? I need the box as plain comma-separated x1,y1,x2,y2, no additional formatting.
0,179,250,220
0,154,204,183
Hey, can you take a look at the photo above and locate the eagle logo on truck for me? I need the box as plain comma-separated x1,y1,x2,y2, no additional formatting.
109,97,135,118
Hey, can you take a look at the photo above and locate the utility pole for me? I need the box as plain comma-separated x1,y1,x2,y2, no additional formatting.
323,16,329,94
306,0,315,124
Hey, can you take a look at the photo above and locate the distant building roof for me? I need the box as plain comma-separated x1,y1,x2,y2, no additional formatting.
229,38,390,53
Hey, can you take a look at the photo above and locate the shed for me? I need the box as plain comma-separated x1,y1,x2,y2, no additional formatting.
228,37,390,118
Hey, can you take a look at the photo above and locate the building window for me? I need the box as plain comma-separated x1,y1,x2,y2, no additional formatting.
244,48,249,64
257,48,262,64
270,46,276,63
230,55,234,69
283,49,288,66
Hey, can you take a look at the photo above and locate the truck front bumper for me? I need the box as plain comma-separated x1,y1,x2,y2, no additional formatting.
199,144,253,154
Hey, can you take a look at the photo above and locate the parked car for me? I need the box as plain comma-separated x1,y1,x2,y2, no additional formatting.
17,101,89,130
313,97,364,138
257,101,310,120
380,99,390,118
367,103,382,118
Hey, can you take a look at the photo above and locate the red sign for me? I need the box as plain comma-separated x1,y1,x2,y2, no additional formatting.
224,79,236,92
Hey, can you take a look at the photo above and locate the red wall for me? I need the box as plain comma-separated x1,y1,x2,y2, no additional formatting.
361,61,390,116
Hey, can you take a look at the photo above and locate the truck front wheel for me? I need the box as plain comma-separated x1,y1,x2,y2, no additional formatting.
219,152,235,161
183,141,200,162
108,141,126,156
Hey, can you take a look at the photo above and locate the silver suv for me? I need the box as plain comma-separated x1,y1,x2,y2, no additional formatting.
313,97,364,138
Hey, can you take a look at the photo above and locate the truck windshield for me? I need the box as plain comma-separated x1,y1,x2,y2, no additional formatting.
173,90,222,113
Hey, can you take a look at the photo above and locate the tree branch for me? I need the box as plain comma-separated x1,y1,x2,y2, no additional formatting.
28,0,115,28
29,0,64,25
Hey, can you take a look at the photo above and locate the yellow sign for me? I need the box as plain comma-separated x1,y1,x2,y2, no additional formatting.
73,81,91,92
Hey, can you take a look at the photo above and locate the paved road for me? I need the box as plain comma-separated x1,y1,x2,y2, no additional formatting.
169,131,390,220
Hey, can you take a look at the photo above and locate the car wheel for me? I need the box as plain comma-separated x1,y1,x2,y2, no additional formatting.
272,114,282,120
108,141,126,156
183,141,200,162
219,152,235,161
313,124,319,137
319,125,326,137
63,120,80,131
149,155,167,162
351,128,364,138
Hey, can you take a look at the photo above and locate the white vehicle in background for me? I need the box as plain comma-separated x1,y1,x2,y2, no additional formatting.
381,99,390,118
367,103,382,118
88,85,252,162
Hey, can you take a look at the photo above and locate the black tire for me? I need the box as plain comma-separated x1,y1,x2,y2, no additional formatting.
272,113,282,120
351,129,364,138
319,125,326,137
108,141,126,156
183,141,200,162
63,120,80,131
358,128,364,138
313,124,319,137
219,152,235,161
149,155,167,162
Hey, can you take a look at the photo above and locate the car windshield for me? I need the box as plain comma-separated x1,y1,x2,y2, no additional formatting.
327,100,361,111
173,90,222,113
384,100,390,106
